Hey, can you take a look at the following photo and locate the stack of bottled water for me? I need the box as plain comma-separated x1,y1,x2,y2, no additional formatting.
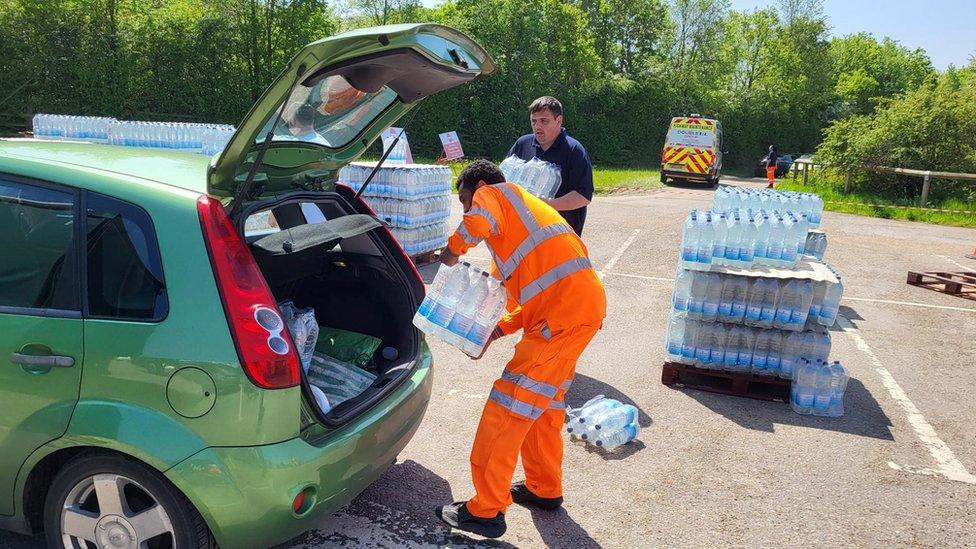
805,231,828,261
665,315,831,380
671,270,844,329
339,163,454,256
680,209,812,269
31,114,235,155
713,186,824,227
565,396,639,450
370,195,452,229
790,359,849,417
499,156,562,200
413,262,507,357
390,222,451,256
33,114,116,143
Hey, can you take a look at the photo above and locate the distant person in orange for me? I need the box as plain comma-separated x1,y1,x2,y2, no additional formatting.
763,145,779,188
434,160,606,539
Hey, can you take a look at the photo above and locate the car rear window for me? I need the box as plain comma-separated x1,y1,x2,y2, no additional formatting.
85,193,168,321
0,178,79,313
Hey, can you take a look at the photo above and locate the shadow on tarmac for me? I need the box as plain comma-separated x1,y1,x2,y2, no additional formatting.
680,377,894,440
526,506,601,549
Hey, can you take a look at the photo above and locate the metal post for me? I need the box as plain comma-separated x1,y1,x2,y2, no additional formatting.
919,171,931,206
844,171,852,193
802,163,809,186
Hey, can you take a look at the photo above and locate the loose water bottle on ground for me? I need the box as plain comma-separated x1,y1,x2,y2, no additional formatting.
791,359,818,414
594,423,639,450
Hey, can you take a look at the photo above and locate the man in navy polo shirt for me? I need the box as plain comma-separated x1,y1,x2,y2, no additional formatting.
508,96,594,236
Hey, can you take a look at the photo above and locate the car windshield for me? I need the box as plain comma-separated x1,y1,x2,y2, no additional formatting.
255,75,398,149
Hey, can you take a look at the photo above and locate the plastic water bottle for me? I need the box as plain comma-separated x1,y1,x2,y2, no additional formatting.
470,276,506,346
759,278,779,328
826,361,849,417
681,211,699,263
813,361,834,414
688,271,709,319
712,214,727,261
774,279,799,330
766,331,784,376
780,332,803,380
754,215,771,262
417,263,454,317
738,326,756,370
745,278,763,326
429,262,471,327
709,324,729,368
672,268,693,312
819,278,843,326
752,329,772,373
729,276,750,322
702,273,723,323
573,399,622,427
449,270,488,338
566,395,609,426
717,274,736,321
694,322,715,367
665,314,685,361
697,215,713,264
681,320,699,361
791,359,818,414
767,216,785,264
724,325,743,370
594,423,639,450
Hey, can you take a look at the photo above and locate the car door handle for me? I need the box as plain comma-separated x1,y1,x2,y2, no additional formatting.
10,353,75,368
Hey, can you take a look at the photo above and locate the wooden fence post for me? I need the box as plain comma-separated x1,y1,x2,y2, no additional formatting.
802,163,809,186
919,172,931,206
844,171,852,193
793,163,799,180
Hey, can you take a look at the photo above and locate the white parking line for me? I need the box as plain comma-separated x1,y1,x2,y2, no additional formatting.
607,272,675,282
598,229,642,280
841,296,976,313
836,315,976,485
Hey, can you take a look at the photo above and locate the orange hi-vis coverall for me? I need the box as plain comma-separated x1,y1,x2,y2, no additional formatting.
446,182,607,519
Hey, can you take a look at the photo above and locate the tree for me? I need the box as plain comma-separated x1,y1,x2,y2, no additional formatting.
829,33,933,116
575,0,671,78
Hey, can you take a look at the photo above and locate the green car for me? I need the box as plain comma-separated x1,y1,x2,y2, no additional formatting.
0,24,494,548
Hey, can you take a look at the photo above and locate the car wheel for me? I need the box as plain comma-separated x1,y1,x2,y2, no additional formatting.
44,453,215,549
660,172,667,184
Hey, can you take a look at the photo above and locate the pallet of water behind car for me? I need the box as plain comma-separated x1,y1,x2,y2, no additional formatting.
661,361,792,403
906,270,976,302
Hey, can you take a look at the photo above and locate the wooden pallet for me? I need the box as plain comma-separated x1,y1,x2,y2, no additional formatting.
661,361,791,402
906,271,976,302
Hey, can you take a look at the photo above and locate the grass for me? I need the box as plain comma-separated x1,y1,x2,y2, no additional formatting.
775,171,976,228
377,156,663,195
592,166,662,194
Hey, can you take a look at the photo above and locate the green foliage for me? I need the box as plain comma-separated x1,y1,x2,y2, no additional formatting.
0,0,943,176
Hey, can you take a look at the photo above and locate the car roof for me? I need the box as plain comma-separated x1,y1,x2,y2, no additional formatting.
0,139,210,195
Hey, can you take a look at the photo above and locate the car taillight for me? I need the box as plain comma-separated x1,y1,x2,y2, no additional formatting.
197,195,300,389
337,183,425,288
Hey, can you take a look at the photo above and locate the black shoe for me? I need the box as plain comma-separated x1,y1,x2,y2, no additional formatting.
510,481,563,510
435,501,506,539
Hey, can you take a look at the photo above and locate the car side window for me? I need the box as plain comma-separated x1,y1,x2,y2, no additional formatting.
85,192,168,321
0,178,80,313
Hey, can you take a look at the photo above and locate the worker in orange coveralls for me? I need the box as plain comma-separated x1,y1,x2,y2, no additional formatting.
434,159,606,539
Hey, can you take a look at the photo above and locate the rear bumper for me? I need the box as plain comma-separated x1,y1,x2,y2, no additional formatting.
663,169,716,182
165,343,433,548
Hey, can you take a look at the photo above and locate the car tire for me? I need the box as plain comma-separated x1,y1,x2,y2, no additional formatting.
660,172,667,184
44,453,215,549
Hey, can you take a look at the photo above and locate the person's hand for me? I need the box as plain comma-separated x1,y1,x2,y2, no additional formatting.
469,326,504,360
439,248,460,267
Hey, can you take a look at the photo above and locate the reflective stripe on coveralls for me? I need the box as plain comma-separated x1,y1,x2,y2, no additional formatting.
457,224,482,246
467,207,499,235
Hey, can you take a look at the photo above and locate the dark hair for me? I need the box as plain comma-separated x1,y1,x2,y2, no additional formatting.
456,159,506,192
529,96,563,118
294,104,316,126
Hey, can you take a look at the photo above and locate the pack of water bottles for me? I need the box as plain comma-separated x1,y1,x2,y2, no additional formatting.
805,231,828,261
369,195,452,229
680,209,814,269
565,396,639,451
413,262,507,357
305,352,378,414
791,359,849,416
499,156,562,200
671,269,844,330
339,163,453,200
665,316,831,380
278,300,319,370
713,186,824,227
32,114,116,143
32,114,236,155
390,222,450,256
